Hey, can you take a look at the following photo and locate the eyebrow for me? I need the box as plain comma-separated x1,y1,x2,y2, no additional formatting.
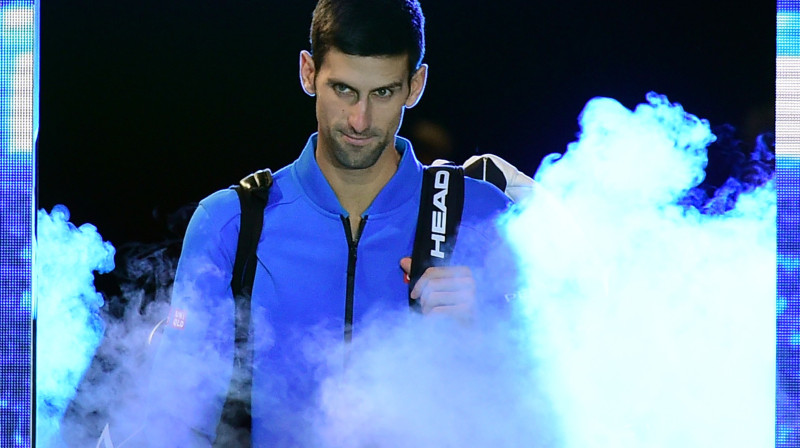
327,79,404,93
373,81,404,92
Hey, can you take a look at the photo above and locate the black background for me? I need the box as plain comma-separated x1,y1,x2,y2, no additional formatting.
39,1,775,246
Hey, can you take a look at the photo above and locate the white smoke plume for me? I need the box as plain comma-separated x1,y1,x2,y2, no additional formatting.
504,93,775,447
305,311,555,447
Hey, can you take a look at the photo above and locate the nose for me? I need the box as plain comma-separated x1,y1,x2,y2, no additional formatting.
347,98,372,134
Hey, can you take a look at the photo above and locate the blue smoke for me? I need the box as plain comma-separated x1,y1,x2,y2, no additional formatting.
35,205,114,446
36,205,178,448
503,93,775,447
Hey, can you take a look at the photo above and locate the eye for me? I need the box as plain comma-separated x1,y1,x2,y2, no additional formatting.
333,84,353,95
374,88,393,98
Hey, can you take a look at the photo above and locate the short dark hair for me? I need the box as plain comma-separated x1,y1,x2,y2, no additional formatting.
309,0,425,81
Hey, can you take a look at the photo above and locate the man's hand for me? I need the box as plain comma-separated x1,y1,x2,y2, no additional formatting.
400,257,476,322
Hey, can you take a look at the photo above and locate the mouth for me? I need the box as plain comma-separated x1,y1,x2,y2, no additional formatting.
341,132,375,147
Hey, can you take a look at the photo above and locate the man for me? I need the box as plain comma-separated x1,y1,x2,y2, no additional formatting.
146,0,513,446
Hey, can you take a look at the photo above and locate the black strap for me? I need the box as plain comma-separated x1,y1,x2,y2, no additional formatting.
409,165,465,310
214,169,272,448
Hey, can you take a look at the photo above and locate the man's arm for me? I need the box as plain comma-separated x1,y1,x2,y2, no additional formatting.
145,197,238,447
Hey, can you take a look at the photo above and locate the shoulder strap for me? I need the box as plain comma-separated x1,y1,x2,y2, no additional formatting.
231,169,272,298
214,169,272,448
408,165,465,310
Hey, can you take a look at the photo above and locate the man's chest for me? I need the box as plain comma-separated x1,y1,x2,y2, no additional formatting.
250,208,417,333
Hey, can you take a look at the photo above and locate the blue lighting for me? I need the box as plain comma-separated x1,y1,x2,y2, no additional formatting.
779,12,800,57
0,1,34,447
777,1,800,446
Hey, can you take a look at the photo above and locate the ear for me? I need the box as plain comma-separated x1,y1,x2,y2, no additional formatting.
404,64,428,109
299,50,316,97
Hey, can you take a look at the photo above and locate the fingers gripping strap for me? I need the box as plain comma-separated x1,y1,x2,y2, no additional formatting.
409,166,465,310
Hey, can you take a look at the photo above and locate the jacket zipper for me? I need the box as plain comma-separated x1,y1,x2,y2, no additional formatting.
340,215,368,344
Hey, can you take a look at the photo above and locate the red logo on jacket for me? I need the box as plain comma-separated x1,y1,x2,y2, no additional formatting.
168,308,187,330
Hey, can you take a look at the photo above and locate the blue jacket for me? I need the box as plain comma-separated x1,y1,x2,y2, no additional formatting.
146,134,512,447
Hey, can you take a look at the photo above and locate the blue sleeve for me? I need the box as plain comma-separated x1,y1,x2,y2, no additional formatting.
457,179,522,314
145,194,238,447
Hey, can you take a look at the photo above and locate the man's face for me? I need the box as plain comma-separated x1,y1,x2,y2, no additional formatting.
300,48,427,170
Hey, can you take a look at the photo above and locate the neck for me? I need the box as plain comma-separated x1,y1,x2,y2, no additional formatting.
316,143,401,219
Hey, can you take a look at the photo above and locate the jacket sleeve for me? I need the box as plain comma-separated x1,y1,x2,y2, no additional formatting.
457,179,523,315
145,198,238,447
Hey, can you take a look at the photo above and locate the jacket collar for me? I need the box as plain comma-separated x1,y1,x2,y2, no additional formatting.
292,133,423,217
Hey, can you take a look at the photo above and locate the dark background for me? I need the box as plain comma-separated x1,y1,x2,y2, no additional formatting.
39,1,775,246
